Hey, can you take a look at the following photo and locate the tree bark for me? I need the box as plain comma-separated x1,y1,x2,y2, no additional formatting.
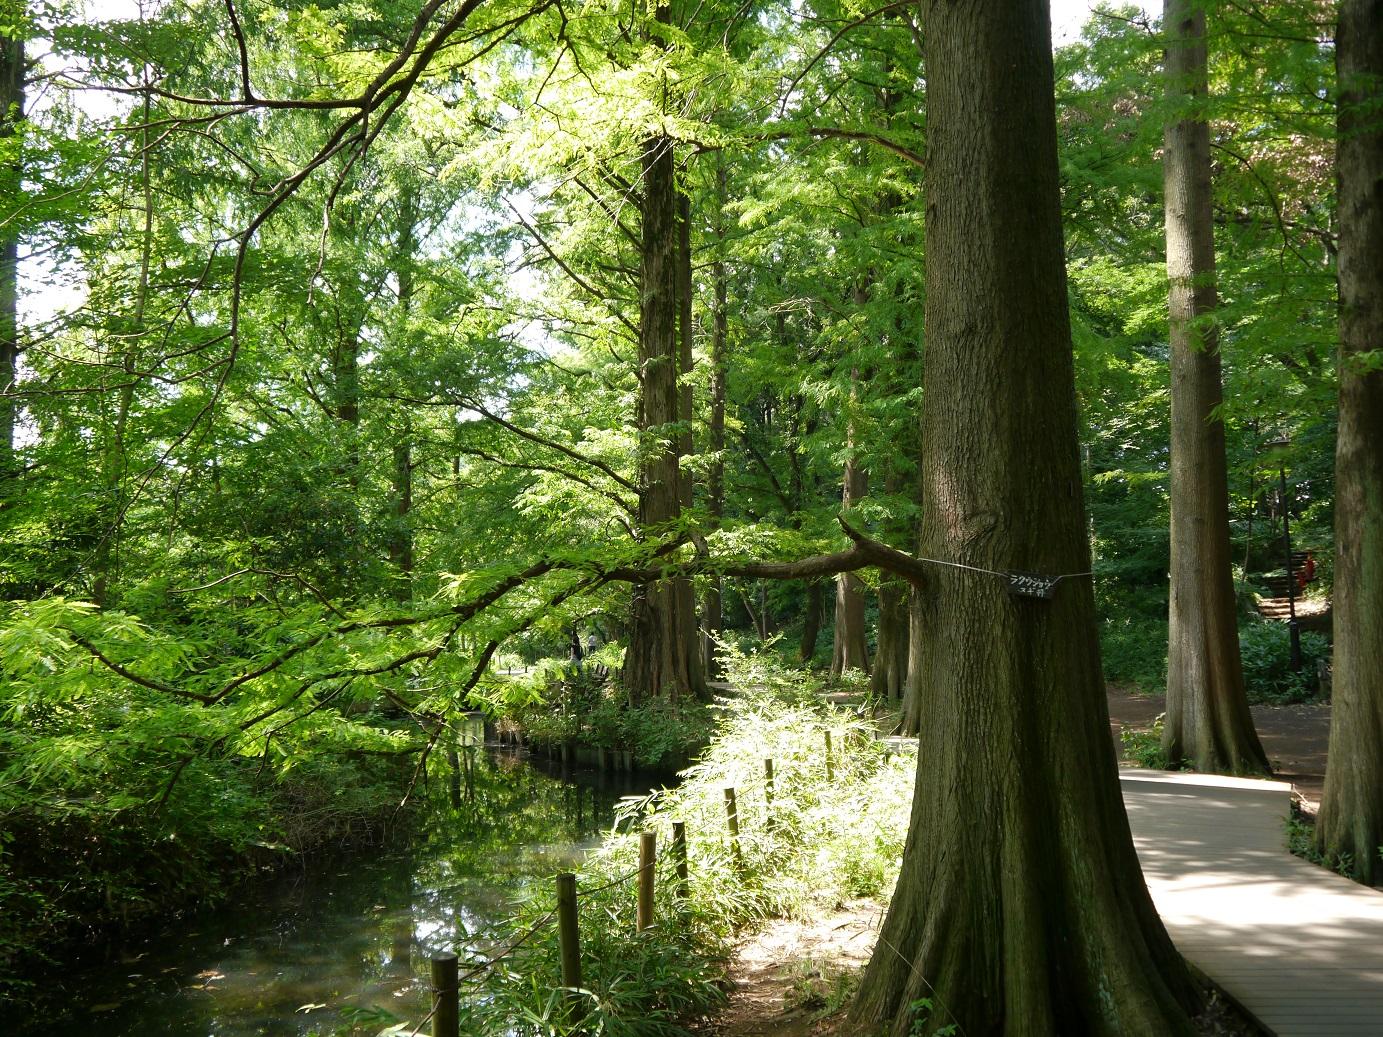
623,117,703,704
871,577,908,699
1317,0,1383,885
849,2,1201,1032
1160,0,1268,774
831,371,870,677
897,584,925,735
0,26,20,483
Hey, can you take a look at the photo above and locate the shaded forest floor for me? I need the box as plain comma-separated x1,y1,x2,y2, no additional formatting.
696,687,1329,1036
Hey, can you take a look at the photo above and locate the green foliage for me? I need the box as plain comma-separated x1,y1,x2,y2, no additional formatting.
387,684,913,1036
713,635,826,706
1238,622,1331,704
1097,588,1169,692
909,997,959,1037
1286,811,1356,879
1120,715,1175,771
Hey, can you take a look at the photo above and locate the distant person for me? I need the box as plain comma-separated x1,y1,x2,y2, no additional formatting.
1298,551,1316,591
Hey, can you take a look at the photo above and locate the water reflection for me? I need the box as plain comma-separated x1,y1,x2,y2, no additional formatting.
8,727,656,1037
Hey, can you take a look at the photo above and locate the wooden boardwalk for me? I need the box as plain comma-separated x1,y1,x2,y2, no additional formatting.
1121,769,1383,1036
731,681,1383,1034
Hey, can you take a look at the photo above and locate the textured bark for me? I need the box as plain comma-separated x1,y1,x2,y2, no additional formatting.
873,465,914,701
897,585,925,735
871,578,908,700
850,2,1200,1032
623,122,703,705
1160,0,1268,774
0,27,19,482
1318,0,1383,885
831,371,870,677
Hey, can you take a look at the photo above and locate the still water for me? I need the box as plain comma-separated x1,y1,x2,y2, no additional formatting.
9,740,653,1037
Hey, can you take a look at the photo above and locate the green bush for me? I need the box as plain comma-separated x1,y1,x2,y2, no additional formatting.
1119,715,1175,770
1238,622,1330,704
1099,611,1167,692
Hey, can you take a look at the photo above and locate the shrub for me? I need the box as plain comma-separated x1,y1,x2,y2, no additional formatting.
1238,622,1330,704
1119,715,1175,770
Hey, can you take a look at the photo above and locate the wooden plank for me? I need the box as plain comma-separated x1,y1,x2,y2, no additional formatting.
1123,772,1383,1037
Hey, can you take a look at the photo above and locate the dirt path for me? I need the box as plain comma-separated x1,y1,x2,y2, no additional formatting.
694,902,881,1037
1107,687,1332,809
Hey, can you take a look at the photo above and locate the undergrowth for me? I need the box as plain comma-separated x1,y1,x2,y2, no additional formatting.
374,663,916,1036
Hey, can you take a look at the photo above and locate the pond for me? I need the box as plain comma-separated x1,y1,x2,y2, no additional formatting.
9,731,656,1037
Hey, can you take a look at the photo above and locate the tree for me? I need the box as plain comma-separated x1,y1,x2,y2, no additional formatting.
1160,0,1269,774
848,1,1201,1031
1318,0,1383,886
0,8,21,481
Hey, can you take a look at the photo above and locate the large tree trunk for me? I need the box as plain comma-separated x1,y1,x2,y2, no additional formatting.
1160,0,1268,774
703,166,728,678
849,2,1201,1032
0,27,19,483
623,120,703,705
1317,0,1383,886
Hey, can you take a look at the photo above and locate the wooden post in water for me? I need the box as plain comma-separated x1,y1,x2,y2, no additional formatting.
430,953,459,1037
556,872,583,1020
671,820,689,898
637,831,656,932
824,729,835,781
724,787,741,865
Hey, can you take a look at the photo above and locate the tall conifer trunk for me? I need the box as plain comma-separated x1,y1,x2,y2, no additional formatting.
624,1,703,704
1161,0,1268,774
1317,0,1383,885
624,126,704,703
850,2,1200,1031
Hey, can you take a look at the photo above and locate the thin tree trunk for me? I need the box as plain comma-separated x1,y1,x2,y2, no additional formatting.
93,56,151,606
389,188,418,599
1160,0,1268,774
850,2,1200,1031
871,578,908,699
799,579,824,663
897,585,925,735
1317,0,1383,886
831,369,870,677
0,25,20,483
